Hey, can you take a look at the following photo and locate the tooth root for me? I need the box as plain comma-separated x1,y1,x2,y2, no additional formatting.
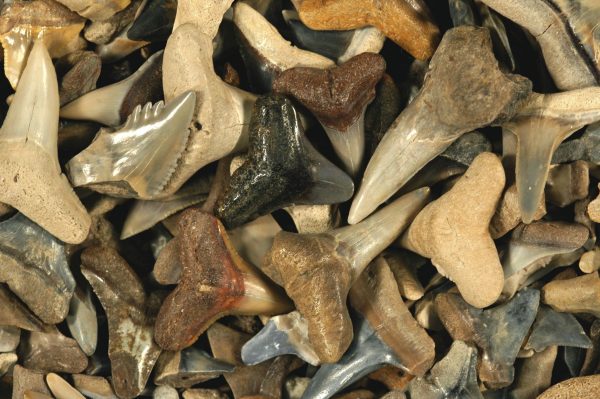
338,26,386,64
21,329,89,374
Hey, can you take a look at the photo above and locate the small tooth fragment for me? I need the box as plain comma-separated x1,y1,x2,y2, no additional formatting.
524,305,591,353
215,95,354,228
448,0,477,26
66,286,98,356
81,246,162,399
537,375,600,399
542,272,600,317
291,0,440,60
241,311,321,366
127,0,177,43
588,185,600,223
368,366,413,392
490,184,546,239
0,0,86,88
510,346,557,399
182,389,228,399
273,53,386,176
83,0,143,44
0,352,17,377
300,316,404,399
580,247,600,273
57,51,102,106
46,373,85,399
20,329,89,374
435,289,540,388
0,213,76,324
284,205,339,234
12,365,52,399
0,286,45,332
233,2,335,92
476,2,516,71
553,122,600,165
408,341,482,399
383,251,425,301
154,209,292,351
153,385,179,399
349,257,434,376
152,237,183,285
23,391,54,399
397,158,466,197
337,26,386,64
0,40,91,244
581,319,600,376
349,27,531,224
72,374,118,399
262,188,429,363
364,74,403,158
0,326,20,352
154,347,234,388
95,22,150,63
60,50,163,127
439,131,493,167
55,0,131,21
400,153,506,308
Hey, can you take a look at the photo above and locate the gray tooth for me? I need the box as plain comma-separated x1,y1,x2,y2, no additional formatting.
0,213,75,324
300,316,404,399
448,0,477,26
440,131,492,167
154,347,234,388
563,346,586,377
553,122,600,165
20,329,88,374
0,326,20,352
66,286,98,356
524,305,592,352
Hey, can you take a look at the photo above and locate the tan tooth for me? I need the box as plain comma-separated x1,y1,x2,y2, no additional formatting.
46,373,85,399
384,251,425,301
173,0,233,36
13,366,53,399
284,205,340,234
589,184,600,223
490,184,546,239
509,346,557,399
580,247,600,273
0,40,90,244
72,374,118,399
542,272,600,317
55,0,131,21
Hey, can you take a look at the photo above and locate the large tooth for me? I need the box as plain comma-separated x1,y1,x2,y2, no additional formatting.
55,0,132,21
67,90,196,199
60,50,163,127
154,209,292,351
161,23,257,196
261,188,429,363
0,286,45,332
503,88,600,223
273,53,386,176
0,0,86,88
154,347,234,388
66,286,98,356
215,95,354,228
233,2,334,92
0,41,90,244
524,305,592,353
349,26,531,224
399,153,506,308
0,213,76,324
20,328,89,374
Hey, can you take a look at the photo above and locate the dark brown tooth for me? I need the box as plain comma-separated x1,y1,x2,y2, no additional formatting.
20,328,88,374
368,366,413,392
154,209,292,351
56,51,101,106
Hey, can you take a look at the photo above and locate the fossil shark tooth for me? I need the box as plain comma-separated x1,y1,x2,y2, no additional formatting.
0,41,90,244
121,171,211,239
67,90,196,199
476,2,516,72
82,0,143,44
23,392,54,399
348,27,531,224
0,213,76,324
273,53,386,176
580,247,600,274
337,26,386,64
490,184,547,239
542,271,600,318
154,209,292,351
396,158,466,197
72,374,118,399
0,326,20,352
60,50,163,127
510,346,557,399
262,187,429,363
384,250,425,301
0,286,45,332
291,0,439,60
55,0,132,21
349,257,435,376
0,0,86,89
448,0,477,26
538,375,600,398
46,373,85,399
66,286,98,356
284,205,340,234
57,51,102,107
152,237,182,285
408,341,482,399
399,153,506,308
553,122,600,165
12,365,53,399
81,246,162,399
439,131,493,167
215,94,354,228
300,315,404,399
502,88,600,223
20,328,89,374
241,311,321,366
477,0,599,90
435,289,540,388
95,21,150,63
172,0,233,36
154,385,179,399
233,2,335,92
364,74,403,157
127,0,176,42
154,347,234,388
161,22,257,197
182,389,228,399
524,305,592,353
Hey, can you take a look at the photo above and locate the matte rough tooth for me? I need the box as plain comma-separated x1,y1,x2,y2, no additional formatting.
55,0,132,21
300,316,404,399
60,50,163,127
154,385,180,399
12,365,53,399
72,374,118,399
20,329,89,374
284,205,340,234
66,286,98,356
348,27,531,224
435,289,540,388
154,209,292,351
537,375,600,398
215,95,354,228
0,352,17,378
0,213,76,324
542,272,600,317
0,40,90,244
0,286,45,332
261,188,429,363
233,2,335,92
400,153,505,308
66,90,196,199
508,346,557,399
553,122,600,165
0,326,20,352
338,27,386,64
154,347,234,388
81,246,162,399
524,305,592,352
46,373,85,399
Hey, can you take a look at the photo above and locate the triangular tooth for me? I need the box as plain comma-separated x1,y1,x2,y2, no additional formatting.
524,305,592,352
66,287,98,356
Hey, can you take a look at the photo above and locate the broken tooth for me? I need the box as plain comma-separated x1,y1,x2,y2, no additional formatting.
20,328,89,374
95,21,150,63
55,0,132,21
542,271,600,318
0,286,45,332
154,347,234,388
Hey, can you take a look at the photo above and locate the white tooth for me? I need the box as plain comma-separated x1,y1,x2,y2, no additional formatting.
47,373,86,399
60,50,163,127
337,26,386,64
323,110,366,177
173,0,234,36
0,41,90,244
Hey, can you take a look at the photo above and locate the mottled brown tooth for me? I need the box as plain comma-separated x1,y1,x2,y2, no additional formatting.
508,346,557,399
20,328,88,374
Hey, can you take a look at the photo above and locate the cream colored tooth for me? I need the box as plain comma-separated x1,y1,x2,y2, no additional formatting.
60,50,163,127
72,374,118,399
338,26,386,64
322,111,366,177
161,23,257,196
284,204,340,234
55,0,132,21
580,247,600,273
46,373,85,399
173,0,234,36
0,41,90,244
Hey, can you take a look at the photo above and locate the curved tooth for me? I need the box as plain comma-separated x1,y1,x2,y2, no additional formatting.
67,90,196,199
448,0,478,26
66,286,98,356
0,213,75,324
524,305,592,353
96,22,149,63
233,2,334,92
0,41,90,244
154,347,234,388
127,0,177,42
241,311,321,366
384,251,425,301
504,88,600,223
511,346,557,399
337,26,386,64
21,329,89,374
0,286,45,332
348,26,531,224
60,50,163,127
0,352,17,378
47,373,85,399
300,316,404,399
